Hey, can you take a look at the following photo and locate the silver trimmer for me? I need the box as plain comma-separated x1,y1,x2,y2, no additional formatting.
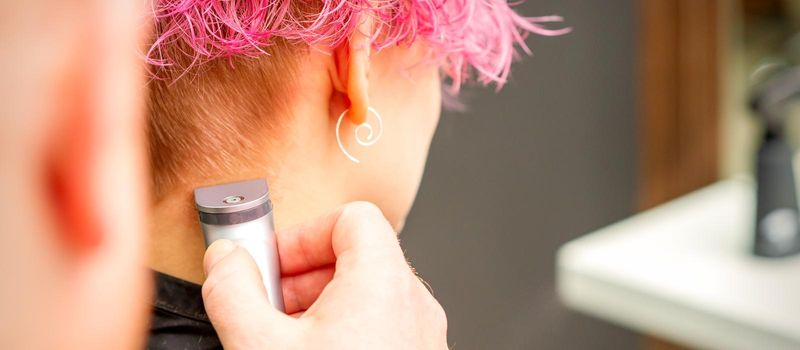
194,179,285,312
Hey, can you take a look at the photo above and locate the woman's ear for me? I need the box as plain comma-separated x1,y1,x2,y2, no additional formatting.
331,15,373,124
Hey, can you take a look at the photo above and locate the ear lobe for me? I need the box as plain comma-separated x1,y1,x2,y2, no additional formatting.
46,60,104,251
330,15,373,125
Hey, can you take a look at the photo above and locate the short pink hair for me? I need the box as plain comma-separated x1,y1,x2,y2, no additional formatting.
146,1,568,197
146,0,569,90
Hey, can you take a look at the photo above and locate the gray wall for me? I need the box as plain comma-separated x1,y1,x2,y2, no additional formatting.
400,1,639,349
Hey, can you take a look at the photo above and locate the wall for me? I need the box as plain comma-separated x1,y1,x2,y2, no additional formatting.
401,0,639,348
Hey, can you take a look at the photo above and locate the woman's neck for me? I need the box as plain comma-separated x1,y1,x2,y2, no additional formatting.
148,153,346,284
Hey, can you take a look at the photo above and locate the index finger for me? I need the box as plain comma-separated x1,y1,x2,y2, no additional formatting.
276,201,400,276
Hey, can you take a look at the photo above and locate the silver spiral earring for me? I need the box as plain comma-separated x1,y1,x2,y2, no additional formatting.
336,106,383,163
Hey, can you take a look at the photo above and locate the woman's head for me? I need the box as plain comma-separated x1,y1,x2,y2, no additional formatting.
146,0,567,228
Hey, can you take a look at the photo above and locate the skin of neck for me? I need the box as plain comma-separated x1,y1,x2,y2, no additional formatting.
148,52,355,284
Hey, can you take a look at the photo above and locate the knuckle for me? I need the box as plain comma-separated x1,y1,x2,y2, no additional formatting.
422,296,448,336
408,275,447,332
432,303,448,331
416,281,447,332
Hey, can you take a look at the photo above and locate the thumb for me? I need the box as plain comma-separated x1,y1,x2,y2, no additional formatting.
202,240,291,348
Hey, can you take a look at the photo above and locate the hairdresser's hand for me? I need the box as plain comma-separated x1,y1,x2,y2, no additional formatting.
201,202,448,350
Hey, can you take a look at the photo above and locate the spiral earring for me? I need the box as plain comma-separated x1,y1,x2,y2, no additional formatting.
336,106,383,163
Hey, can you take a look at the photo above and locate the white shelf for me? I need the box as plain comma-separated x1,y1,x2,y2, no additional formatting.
557,178,800,350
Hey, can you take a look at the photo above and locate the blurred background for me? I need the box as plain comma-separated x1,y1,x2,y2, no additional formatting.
402,0,800,349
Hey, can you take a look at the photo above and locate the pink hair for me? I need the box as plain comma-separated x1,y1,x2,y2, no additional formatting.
146,0,570,91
